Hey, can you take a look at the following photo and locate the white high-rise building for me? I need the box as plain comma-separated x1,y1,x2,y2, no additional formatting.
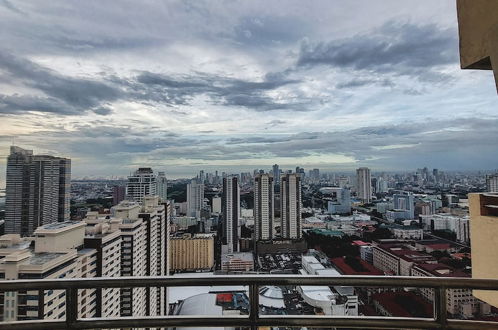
156,171,168,202
84,213,122,318
356,167,372,203
281,173,302,239
126,168,157,203
0,222,97,321
223,176,240,253
486,174,498,192
140,196,168,315
254,173,274,241
212,196,222,214
111,201,147,316
5,146,71,236
187,179,204,219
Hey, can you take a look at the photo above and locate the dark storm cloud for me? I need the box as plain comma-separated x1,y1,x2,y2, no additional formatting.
0,51,305,115
0,51,123,115
297,21,458,81
132,70,304,112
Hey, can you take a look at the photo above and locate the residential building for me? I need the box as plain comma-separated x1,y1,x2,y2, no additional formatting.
223,176,240,253
126,168,157,203
254,173,274,241
272,164,280,185
170,234,214,271
0,221,96,322
156,172,168,202
326,188,352,214
356,167,372,203
211,196,221,214
420,213,470,244
486,174,498,192
111,201,147,316
112,185,126,205
5,146,71,236
281,173,302,239
83,212,122,318
393,192,415,219
187,179,204,219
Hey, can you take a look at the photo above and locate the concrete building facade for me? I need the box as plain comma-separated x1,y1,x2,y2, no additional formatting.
5,146,71,236
254,173,274,241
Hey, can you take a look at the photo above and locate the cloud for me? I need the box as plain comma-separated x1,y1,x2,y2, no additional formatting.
297,20,458,82
0,51,123,115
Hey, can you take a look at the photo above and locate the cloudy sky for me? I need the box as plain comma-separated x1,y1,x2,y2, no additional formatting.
0,0,497,183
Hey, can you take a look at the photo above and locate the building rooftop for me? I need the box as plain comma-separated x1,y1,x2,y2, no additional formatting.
28,252,67,265
330,257,383,276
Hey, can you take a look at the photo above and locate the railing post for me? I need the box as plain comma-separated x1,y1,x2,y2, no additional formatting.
249,283,259,330
434,286,448,329
66,287,78,327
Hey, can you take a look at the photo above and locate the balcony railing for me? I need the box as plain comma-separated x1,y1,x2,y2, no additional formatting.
1,275,498,329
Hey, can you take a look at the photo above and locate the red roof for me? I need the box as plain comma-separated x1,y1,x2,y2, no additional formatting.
352,240,370,246
372,292,433,318
424,243,451,250
330,257,383,276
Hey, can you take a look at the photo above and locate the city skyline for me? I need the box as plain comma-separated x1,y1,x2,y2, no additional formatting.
1,1,498,185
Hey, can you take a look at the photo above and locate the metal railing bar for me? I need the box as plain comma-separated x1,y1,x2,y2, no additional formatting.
249,283,259,330
447,319,498,330
436,286,448,329
65,287,78,328
1,315,497,329
0,320,67,330
61,315,444,329
1,275,498,291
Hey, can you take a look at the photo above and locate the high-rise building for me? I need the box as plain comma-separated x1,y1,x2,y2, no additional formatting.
393,192,415,219
272,164,280,185
486,174,498,192
113,185,126,205
139,196,167,316
126,168,157,203
110,197,168,317
281,173,302,239
5,146,71,236
156,171,168,202
312,168,320,182
254,173,274,241
84,213,122,318
223,176,240,253
0,221,97,321
356,167,372,203
187,179,204,219
212,196,222,214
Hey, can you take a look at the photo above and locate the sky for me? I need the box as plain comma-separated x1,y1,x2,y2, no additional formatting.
0,0,497,183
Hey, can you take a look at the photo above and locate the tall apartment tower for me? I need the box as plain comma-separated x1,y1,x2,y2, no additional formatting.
281,173,302,239
126,168,157,203
272,164,280,185
486,174,498,192
356,167,372,204
5,146,71,236
222,176,240,253
111,201,147,316
393,192,415,219
187,179,204,219
254,173,274,241
156,171,168,202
